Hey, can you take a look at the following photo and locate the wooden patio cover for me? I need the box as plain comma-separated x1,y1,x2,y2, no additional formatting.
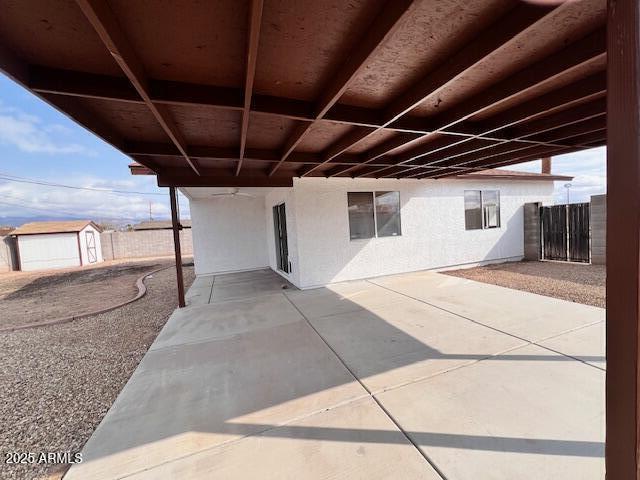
0,0,606,188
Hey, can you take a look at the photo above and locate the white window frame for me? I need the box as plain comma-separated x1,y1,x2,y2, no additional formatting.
464,190,501,230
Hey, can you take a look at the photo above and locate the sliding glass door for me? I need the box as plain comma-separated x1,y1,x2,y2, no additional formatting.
272,203,289,273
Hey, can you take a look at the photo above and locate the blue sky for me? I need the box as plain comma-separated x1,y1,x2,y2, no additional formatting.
0,73,189,224
0,72,606,224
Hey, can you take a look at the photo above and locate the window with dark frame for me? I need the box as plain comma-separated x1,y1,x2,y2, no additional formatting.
464,190,501,230
347,191,401,240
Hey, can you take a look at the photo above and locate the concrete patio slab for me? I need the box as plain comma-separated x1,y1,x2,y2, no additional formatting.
125,397,441,480
185,285,212,306
152,293,302,350
65,304,366,479
307,297,526,392
376,343,605,480
284,280,407,319
212,268,283,285
538,321,605,370
370,271,604,341
67,268,605,480
211,276,293,302
190,274,215,289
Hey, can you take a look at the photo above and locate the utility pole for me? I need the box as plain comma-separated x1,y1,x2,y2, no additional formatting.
564,183,571,205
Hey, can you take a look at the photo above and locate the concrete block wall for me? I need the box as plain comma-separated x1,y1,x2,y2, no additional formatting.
523,202,541,261
591,194,606,265
101,229,193,261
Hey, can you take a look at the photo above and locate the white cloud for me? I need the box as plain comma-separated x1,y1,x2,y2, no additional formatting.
502,146,606,204
0,102,93,155
0,175,190,224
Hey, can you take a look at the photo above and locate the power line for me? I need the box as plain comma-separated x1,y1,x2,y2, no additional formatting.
0,194,189,220
0,198,88,218
0,172,169,196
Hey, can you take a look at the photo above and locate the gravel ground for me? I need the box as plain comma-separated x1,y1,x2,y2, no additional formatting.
0,260,170,330
0,265,195,480
445,260,605,308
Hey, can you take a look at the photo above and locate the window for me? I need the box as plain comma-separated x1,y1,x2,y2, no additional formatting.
375,191,401,237
348,191,401,239
347,192,375,240
465,190,500,230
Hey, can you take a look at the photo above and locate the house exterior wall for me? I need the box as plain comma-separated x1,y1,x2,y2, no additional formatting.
17,232,80,271
78,225,104,265
190,195,269,276
187,178,554,288
290,178,555,288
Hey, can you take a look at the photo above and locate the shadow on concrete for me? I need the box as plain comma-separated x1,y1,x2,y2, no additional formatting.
68,268,604,479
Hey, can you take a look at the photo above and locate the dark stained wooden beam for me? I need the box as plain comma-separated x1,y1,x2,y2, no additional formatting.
384,3,553,123
41,93,125,151
502,98,606,139
299,127,377,177
29,65,141,103
75,0,200,175
268,0,417,176
424,28,606,132
318,4,555,178
169,186,185,308
126,142,393,167
406,122,606,178
471,72,606,134
442,137,606,176
329,27,605,178
27,63,606,153
157,171,294,188
323,132,425,177
425,144,587,179
427,132,606,178
236,0,264,176
526,116,606,144
364,73,606,178
604,4,640,467
0,46,129,154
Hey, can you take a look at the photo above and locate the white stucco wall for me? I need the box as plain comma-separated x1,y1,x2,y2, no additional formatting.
264,188,301,286
189,195,269,275
290,177,555,288
78,225,104,265
18,233,81,271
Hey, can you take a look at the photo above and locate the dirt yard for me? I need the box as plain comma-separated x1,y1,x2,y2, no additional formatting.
0,261,195,480
445,260,605,308
0,259,176,330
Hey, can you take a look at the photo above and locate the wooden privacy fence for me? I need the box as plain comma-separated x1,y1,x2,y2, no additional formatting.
540,203,590,263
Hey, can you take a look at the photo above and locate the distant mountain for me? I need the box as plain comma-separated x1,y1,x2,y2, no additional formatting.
0,215,84,227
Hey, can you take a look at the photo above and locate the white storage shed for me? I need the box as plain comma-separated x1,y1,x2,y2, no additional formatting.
12,220,104,272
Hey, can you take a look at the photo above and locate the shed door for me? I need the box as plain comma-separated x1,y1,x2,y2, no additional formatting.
86,231,97,263
17,233,80,271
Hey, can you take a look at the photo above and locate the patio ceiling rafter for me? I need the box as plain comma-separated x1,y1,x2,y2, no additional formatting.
74,0,201,175
417,133,604,180
312,3,559,178
0,0,609,183
236,0,264,176
267,0,417,177
358,67,606,179
391,114,607,179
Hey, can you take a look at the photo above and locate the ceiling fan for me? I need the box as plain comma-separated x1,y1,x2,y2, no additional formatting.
209,188,255,198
